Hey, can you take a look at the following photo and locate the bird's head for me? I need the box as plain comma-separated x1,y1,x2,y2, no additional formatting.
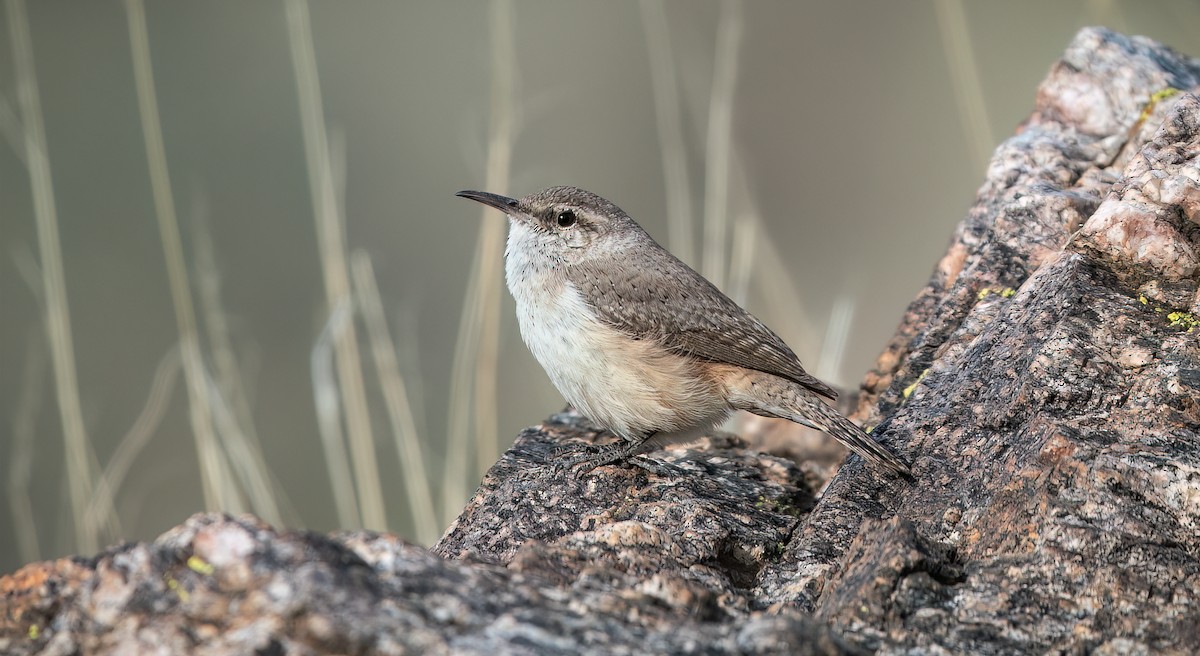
456,186,644,264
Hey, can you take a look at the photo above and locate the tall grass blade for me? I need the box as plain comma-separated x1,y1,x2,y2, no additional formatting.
310,302,362,528
9,326,47,564
202,370,282,524
443,278,480,520
8,0,104,553
639,0,695,265
0,96,29,168
350,251,440,544
933,0,994,172
750,226,819,363
727,153,759,307
443,0,517,520
88,345,181,531
701,0,743,290
816,293,856,387
125,0,239,513
190,192,289,525
728,212,757,306
286,0,387,530
471,0,516,484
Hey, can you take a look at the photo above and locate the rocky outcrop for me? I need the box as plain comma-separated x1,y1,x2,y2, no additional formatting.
3,27,1199,655
0,508,848,655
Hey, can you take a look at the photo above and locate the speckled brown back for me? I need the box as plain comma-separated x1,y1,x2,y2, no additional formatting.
566,237,838,401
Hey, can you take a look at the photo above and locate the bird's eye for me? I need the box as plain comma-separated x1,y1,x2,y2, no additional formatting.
556,210,577,228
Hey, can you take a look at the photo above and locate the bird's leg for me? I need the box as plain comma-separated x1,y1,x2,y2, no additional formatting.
559,433,689,477
560,439,643,473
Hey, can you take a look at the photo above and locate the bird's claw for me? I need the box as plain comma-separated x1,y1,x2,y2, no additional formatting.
558,443,630,476
552,443,686,478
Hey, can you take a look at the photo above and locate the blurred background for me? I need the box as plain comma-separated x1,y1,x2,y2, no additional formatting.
1,0,1195,573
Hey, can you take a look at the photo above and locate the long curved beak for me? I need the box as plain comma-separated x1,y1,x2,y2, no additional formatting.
456,190,520,216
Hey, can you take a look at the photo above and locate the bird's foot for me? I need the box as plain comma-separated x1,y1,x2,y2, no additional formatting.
558,442,636,475
556,442,687,478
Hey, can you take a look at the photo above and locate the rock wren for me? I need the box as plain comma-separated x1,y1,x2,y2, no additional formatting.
457,186,910,476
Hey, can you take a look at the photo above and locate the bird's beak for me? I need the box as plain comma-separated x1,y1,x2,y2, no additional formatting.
456,190,521,218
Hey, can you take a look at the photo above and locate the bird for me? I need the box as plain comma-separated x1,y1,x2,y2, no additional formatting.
456,185,910,477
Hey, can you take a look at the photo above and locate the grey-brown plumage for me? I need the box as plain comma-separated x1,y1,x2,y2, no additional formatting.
457,185,910,477
570,253,838,401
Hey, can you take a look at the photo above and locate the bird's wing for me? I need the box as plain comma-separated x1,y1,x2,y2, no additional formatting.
568,250,837,401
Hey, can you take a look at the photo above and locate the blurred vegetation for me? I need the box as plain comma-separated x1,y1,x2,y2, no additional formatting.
1,0,1195,573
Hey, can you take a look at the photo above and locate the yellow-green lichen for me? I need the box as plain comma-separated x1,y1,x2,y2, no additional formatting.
1150,87,1181,103
166,576,190,602
977,287,1015,301
1167,311,1197,332
902,369,930,399
1134,87,1181,127
187,555,214,576
28,624,39,640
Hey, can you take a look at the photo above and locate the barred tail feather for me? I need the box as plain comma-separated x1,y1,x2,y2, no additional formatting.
805,398,912,477
723,368,912,477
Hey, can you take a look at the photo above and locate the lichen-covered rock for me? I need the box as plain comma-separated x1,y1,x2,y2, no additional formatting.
435,416,817,613
0,511,852,655
1076,94,1200,279
3,26,1200,656
767,26,1200,654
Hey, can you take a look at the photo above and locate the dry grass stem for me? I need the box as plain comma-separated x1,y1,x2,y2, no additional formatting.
815,294,856,387
11,253,122,545
87,345,180,531
444,0,517,520
393,304,431,455
8,0,103,553
192,193,253,438
190,193,289,525
203,370,282,524
728,212,757,307
125,0,240,514
9,327,47,564
726,152,759,307
443,266,482,520
933,0,994,172
724,153,813,363
639,0,695,265
701,0,743,291
330,125,348,222
472,0,516,482
350,251,440,544
0,96,29,167
310,303,363,528
750,227,819,364
286,0,387,531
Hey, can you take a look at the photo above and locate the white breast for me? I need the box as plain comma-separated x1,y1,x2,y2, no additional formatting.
504,221,728,440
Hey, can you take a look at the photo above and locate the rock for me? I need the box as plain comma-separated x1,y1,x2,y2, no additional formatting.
787,26,1200,653
3,27,1200,655
0,465,851,655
